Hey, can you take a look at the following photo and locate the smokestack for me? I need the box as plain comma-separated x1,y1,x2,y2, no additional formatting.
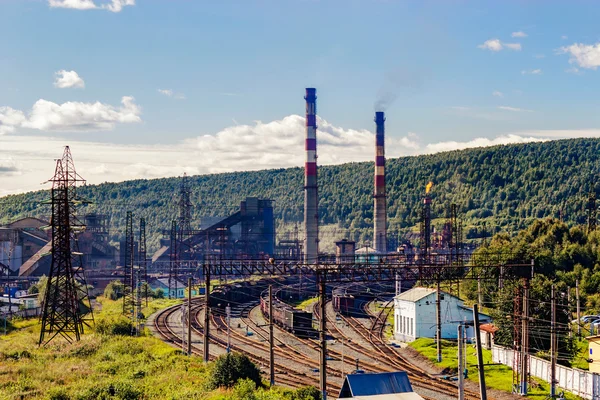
374,111,387,254
304,88,319,263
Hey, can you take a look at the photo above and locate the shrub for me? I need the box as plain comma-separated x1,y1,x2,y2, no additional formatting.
95,316,133,336
104,281,124,301
292,386,321,400
209,352,262,389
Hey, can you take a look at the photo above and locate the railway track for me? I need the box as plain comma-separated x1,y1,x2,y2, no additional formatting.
315,299,485,400
152,299,339,396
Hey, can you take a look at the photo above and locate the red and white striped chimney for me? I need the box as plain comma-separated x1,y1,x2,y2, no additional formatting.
304,88,319,263
374,111,387,253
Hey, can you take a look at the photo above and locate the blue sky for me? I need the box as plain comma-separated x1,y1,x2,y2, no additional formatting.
1,0,600,194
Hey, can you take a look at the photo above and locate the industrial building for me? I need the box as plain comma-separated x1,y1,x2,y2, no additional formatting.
393,287,489,342
150,196,276,267
0,217,50,276
0,214,118,278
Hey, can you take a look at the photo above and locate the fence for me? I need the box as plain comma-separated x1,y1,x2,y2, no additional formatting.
1,307,41,321
492,344,600,399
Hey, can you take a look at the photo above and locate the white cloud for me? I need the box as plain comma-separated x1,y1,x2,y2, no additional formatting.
3,115,600,195
498,106,533,112
561,35,568,40
492,91,504,98
0,107,26,135
478,39,521,52
504,43,522,51
102,0,134,12
48,0,134,12
521,69,542,75
54,70,85,89
478,39,503,52
49,0,96,10
559,42,600,70
424,134,543,154
566,67,582,75
158,89,173,97
0,97,141,134
158,89,186,100
512,31,528,38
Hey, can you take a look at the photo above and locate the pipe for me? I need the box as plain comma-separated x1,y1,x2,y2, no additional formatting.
374,111,387,254
304,88,319,263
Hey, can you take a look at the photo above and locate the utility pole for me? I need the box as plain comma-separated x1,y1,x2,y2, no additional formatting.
269,285,275,387
226,303,231,353
436,279,442,362
187,277,192,356
203,263,211,363
520,278,529,395
568,286,571,338
319,271,328,400
551,285,557,399
473,304,487,400
576,280,581,338
458,324,464,400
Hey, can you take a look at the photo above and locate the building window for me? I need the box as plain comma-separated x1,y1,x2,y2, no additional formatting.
410,318,413,336
399,314,402,333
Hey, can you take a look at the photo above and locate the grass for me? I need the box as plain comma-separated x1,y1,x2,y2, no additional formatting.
0,297,319,400
570,339,590,370
296,296,318,311
409,338,584,400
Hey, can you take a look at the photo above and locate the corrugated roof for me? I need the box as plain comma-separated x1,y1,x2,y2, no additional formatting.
342,394,424,400
395,287,439,303
338,372,414,398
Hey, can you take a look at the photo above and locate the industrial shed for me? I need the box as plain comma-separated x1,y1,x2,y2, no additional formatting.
336,372,424,400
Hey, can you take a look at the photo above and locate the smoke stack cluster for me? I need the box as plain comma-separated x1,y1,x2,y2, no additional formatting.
304,88,319,263
374,111,387,253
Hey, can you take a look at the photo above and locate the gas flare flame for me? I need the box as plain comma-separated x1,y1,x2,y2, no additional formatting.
426,181,433,194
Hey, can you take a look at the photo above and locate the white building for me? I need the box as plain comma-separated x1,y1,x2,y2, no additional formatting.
394,287,489,342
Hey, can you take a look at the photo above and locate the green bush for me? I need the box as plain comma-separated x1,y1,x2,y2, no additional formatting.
209,352,262,389
95,316,133,336
291,386,321,400
104,281,124,301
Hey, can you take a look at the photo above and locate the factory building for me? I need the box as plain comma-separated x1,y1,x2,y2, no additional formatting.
0,218,50,275
150,196,276,266
0,214,119,278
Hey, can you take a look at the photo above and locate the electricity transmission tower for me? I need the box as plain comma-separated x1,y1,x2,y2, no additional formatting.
123,211,135,317
39,146,93,345
139,218,148,306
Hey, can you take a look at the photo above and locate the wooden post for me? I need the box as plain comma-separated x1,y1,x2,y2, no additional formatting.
436,279,442,362
203,263,210,363
473,304,487,400
187,277,192,356
551,285,556,398
269,285,275,387
520,278,529,395
576,280,581,338
458,324,464,400
319,271,327,400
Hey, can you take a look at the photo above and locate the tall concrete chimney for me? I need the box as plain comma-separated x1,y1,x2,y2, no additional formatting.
304,88,319,263
374,111,387,253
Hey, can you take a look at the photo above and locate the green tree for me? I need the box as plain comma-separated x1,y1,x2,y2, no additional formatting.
209,353,262,389
104,280,124,300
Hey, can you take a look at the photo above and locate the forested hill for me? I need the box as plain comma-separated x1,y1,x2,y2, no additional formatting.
0,138,598,250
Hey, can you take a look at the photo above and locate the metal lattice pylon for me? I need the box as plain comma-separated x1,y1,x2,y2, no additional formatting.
39,146,93,345
169,220,177,299
123,211,135,317
139,218,148,306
